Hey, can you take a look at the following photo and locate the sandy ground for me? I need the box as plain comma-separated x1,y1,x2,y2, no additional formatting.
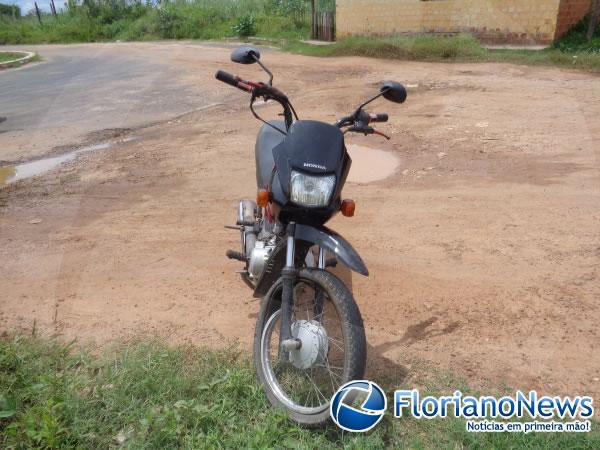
1,43,599,398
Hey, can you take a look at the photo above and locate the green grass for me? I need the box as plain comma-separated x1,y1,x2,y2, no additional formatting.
287,34,487,61
1,334,598,449
0,52,25,63
285,34,600,72
0,14,309,44
0,0,313,44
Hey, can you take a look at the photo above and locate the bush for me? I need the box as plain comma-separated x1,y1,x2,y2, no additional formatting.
232,14,256,38
0,2,20,17
0,1,313,44
553,14,600,53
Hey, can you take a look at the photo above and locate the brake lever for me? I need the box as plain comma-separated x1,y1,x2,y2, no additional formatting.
345,125,390,140
372,129,391,140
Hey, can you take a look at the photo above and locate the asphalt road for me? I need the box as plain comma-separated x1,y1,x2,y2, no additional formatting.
0,42,243,163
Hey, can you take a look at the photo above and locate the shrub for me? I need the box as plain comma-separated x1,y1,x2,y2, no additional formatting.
232,14,256,38
553,14,600,53
0,1,313,43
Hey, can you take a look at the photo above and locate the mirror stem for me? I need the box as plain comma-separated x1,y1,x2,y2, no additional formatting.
253,55,273,86
353,90,386,117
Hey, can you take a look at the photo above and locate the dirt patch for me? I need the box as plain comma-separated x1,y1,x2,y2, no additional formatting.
1,44,599,399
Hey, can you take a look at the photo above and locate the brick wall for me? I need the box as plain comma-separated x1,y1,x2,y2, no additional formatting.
555,0,591,38
336,0,566,45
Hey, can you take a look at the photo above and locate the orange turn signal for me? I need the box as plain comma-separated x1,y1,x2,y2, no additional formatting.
257,189,270,208
340,199,355,217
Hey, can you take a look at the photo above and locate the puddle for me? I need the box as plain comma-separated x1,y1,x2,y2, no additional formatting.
1,137,136,186
346,144,400,183
0,166,16,185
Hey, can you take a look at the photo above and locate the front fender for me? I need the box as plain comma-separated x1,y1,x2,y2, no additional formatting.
295,224,369,277
252,224,368,298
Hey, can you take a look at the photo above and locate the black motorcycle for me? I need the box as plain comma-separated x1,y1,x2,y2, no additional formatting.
216,46,407,426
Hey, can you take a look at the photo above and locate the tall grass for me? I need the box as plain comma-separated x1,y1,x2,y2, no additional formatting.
0,0,314,44
1,334,598,448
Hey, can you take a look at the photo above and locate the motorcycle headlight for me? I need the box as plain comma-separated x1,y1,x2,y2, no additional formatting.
290,170,336,207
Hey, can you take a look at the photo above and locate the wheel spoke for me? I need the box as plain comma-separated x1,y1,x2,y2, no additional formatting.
326,336,344,353
259,274,361,416
302,369,328,403
315,361,343,387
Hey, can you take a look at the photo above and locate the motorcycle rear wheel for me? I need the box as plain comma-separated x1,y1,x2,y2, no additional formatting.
253,268,366,427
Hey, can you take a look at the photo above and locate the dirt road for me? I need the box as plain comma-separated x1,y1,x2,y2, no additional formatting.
1,43,599,398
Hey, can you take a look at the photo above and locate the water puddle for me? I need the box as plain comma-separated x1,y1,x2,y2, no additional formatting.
1,137,136,186
0,166,16,185
346,144,400,183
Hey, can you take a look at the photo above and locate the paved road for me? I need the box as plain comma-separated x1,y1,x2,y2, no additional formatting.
0,42,247,162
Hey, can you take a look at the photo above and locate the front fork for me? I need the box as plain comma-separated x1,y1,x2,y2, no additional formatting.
279,223,326,360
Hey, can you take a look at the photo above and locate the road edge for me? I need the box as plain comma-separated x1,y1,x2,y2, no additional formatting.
0,51,37,70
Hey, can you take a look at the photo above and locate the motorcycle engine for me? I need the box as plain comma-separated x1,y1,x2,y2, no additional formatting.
237,199,277,280
248,238,276,280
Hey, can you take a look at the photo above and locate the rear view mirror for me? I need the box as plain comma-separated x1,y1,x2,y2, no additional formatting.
231,46,260,65
380,81,407,104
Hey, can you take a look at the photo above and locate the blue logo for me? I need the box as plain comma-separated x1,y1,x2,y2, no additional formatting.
330,380,387,432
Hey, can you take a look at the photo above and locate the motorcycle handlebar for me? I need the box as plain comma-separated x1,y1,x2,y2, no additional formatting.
215,70,252,92
215,70,237,86
215,70,290,104
369,113,388,123
216,69,294,130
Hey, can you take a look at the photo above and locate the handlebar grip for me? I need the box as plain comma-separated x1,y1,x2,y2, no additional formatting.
215,70,239,88
369,113,389,123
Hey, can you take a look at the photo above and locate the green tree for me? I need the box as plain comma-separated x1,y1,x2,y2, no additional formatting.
0,3,21,17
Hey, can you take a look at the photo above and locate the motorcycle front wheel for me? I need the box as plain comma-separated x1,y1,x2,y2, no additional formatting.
253,268,366,427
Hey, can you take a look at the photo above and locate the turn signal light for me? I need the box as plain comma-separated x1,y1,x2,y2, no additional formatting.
340,199,355,217
257,189,270,207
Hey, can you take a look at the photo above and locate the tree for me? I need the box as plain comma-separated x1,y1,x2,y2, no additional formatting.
311,0,316,39
0,3,21,17
588,0,600,41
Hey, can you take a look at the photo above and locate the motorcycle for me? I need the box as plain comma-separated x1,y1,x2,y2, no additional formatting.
216,46,407,426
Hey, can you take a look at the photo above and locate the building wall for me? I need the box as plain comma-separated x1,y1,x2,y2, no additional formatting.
336,0,568,45
555,0,591,39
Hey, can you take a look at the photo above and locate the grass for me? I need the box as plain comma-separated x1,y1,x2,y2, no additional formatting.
0,51,26,63
285,34,600,72
1,334,598,449
0,13,309,44
0,1,313,44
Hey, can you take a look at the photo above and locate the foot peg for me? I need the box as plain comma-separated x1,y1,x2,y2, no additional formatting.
226,250,246,262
